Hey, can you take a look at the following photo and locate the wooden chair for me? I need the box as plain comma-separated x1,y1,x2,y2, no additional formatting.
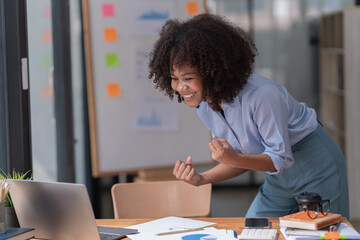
111,180,212,218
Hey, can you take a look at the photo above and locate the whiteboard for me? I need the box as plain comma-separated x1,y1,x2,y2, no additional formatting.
82,0,212,177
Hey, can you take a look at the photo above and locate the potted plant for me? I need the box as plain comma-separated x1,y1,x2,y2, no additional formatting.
0,169,32,227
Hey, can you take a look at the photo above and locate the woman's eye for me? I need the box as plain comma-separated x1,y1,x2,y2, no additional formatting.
185,78,193,81
171,78,178,81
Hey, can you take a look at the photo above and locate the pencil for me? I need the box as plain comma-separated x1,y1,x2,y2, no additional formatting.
156,227,205,236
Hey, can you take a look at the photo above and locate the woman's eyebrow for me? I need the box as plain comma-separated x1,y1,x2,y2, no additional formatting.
170,71,196,76
181,72,196,76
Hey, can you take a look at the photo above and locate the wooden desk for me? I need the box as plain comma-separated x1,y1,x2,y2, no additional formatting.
96,217,352,240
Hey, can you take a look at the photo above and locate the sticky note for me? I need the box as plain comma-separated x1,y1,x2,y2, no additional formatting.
41,29,52,43
104,28,117,41
107,83,122,97
41,55,53,68
102,3,115,17
44,5,51,18
40,84,53,98
105,53,119,67
324,232,340,239
186,2,199,15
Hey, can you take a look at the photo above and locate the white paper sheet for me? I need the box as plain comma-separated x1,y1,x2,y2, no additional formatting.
133,95,179,131
134,47,152,85
128,227,237,240
128,0,175,36
126,216,216,239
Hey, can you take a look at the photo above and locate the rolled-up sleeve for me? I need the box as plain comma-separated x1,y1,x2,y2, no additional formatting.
251,84,294,174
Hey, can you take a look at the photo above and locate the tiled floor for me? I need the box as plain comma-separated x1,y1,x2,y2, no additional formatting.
210,186,360,232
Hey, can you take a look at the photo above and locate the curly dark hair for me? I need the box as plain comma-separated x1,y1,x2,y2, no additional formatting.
148,14,257,112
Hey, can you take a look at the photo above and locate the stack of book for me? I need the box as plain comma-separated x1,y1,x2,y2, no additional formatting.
0,227,35,240
279,211,342,238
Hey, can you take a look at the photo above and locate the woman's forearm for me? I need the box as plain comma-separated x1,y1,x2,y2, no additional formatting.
229,153,276,172
208,139,276,172
198,163,248,185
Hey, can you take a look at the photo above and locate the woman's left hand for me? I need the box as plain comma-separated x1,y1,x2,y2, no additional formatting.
208,139,238,166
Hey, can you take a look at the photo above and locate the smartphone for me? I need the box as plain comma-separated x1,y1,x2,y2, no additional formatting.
244,217,270,229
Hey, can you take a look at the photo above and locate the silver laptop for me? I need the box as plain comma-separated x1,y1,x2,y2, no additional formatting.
8,179,138,240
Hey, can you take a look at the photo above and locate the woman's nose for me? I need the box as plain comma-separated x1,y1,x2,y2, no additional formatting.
177,81,188,91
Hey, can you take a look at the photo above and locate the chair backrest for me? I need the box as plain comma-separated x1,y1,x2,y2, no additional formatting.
111,180,212,218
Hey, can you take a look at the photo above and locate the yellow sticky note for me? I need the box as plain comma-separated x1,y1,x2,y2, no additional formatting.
107,83,121,97
186,2,199,15
104,28,117,42
41,29,52,43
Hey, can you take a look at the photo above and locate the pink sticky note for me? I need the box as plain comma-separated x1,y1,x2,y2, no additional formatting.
44,5,51,18
102,4,115,17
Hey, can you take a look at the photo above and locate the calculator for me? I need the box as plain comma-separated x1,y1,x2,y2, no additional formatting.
238,228,278,240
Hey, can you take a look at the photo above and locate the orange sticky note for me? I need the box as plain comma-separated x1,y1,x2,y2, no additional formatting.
40,84,53,98
186,2,199,15
107,83,121,97
104,28,117,41
41,29,52,43
324,232,340,239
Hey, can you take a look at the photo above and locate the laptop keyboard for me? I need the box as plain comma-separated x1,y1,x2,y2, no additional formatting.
99,232,122,240
97,226,138,240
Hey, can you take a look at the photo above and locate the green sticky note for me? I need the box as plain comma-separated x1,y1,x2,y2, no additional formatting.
41,54,53,68
106,53,119,67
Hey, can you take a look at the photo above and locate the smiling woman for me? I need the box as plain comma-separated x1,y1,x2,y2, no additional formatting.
170,65,203,108
149,14,256,113
148,13,350,219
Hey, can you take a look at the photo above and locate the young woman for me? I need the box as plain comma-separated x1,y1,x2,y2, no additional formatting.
148,14,349,219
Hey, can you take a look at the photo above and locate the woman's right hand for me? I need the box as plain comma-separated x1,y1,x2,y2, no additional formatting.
173,156,202,186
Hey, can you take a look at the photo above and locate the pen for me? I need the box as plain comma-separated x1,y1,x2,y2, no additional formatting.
156,227,204,236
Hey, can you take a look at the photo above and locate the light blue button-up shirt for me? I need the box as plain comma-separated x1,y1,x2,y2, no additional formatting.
196,74,318,174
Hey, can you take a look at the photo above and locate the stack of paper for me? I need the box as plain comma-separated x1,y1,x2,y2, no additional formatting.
126,216,237,240
280,223,360,240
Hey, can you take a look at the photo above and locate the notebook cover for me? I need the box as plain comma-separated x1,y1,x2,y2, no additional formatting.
0,227,35,240
279,211,341,230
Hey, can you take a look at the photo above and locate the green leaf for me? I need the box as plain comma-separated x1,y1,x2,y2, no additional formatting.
0,169,33,207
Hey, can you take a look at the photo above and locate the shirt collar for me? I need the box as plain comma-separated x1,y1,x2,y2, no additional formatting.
221,96,241,110
200,94,241,112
